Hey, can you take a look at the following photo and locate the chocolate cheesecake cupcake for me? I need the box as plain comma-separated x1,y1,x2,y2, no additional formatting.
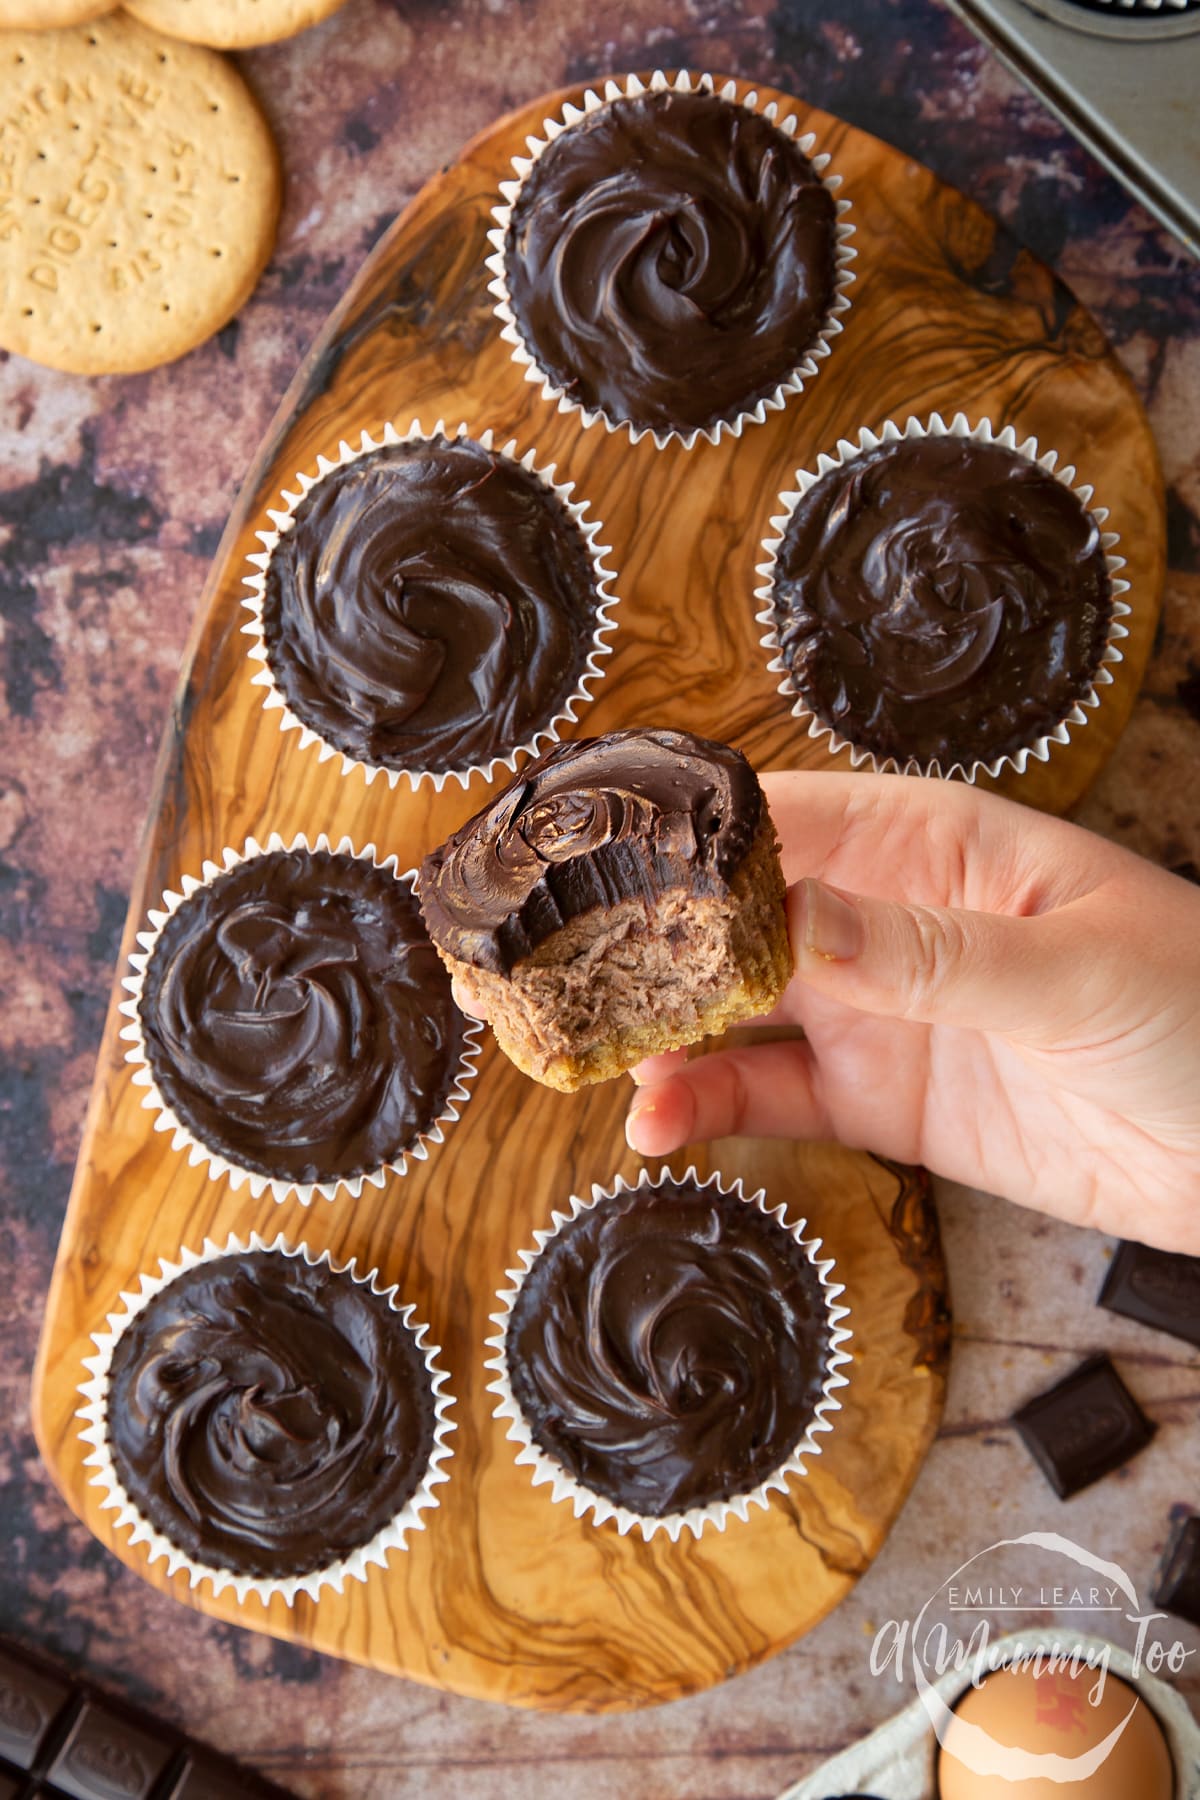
119,833,480,1202
486,1168,852,1539
418,727,792,1092
756,414,1130,779
488,70,856,447
78,1236,454,1602
242,424,618,788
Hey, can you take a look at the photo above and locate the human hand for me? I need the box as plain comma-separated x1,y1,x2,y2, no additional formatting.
623,772,1200,1255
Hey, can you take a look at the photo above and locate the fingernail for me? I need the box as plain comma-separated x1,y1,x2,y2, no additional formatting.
625,1093,656,1153
800,879,863,962
451,977,484,1019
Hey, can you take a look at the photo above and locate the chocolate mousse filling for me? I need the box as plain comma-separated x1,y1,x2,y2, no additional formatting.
260,435,604,775
503,88,838,435
105,1251,438,1578
770,434,1114,767
138,847,467,1184
504,1177,832,1516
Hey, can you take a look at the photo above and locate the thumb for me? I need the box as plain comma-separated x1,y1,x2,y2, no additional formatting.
793,878,1095,1041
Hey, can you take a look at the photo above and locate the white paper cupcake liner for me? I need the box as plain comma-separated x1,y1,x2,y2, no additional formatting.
240,420,620,793
76,1231,455,1607
485,1164,853,1542
486,69,858,450
754,410,1132,783
117,831,483,1205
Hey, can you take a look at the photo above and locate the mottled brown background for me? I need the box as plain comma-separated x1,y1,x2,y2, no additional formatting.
2,1,1199,1795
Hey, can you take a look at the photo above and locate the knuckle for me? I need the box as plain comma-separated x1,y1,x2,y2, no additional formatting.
710,1054,751,1139
902,907,965,1015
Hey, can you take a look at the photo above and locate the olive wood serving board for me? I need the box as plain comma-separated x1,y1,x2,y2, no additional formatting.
33,74,1163,1711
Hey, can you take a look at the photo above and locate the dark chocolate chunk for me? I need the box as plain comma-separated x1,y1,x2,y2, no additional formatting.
260,434,604,775
770,434,1113,769
0,1642,70,1769
45,1700,174,1800
503,88,838,436
164,1754,280,1799
419,726,764,976
0,1635,294,1799
1152,1514,1200,1629
1098,1240,1200,1350
504,1174,831,1516
138,846,466,1185
105,1249,437,1579
1011,1353,1155,1499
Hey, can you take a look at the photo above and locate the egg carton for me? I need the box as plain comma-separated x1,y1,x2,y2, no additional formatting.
778,1628,1200,1799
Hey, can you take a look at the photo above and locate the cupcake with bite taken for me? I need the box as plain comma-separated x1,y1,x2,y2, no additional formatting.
418,727,792,1092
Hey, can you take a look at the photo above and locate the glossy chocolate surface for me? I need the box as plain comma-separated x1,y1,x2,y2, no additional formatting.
139,848,465,1184
1153,1515,1200,1629
0,1644,68,1771
505,1178,831,1516
771,435,1113,766
0,1635,292,1798
503,88,838,435
419,727,763,975
1011,1353,1154,1500
1098,1239,1200,1350
261,436,602,774
47,1701,174,1800
106,1252,437,1579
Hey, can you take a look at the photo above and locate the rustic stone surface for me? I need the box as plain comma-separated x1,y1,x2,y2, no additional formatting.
1,0,1197,1794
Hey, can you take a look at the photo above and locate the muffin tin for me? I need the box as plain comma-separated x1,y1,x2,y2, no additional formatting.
33,74,1163,1710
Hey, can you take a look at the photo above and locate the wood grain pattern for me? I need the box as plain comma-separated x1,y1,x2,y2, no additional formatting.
32,75,1163,1711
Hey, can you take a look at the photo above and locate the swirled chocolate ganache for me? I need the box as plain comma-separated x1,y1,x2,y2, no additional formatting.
418,729,792,1091
138,847,467,1184
260,436,604,775
770,435,1113,768
106,1251,437,1577
505,1178,831,1515
503,88,838,436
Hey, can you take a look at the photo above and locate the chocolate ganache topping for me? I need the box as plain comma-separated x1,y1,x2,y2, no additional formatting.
261,436,603,775
771,435,1113,767
418,727,763,975
106,1251,438,1577
139,848,467,1184
503,88,838,436
505,1178,832,1516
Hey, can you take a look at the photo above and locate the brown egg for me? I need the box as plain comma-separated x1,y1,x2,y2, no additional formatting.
937,1660,1174,1800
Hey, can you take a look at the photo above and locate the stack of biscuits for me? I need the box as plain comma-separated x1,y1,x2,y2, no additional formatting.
0,0,354,373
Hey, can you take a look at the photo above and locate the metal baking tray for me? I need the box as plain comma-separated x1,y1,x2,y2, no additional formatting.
944,0,1200,255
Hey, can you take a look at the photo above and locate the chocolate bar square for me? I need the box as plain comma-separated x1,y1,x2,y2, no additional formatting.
1153,1514,1200,1630
0,1641,71,1770
0,1634,295,1800
1098,1240,1200,1351
166,1754,277,1798
1011,1353,1155,1499
44,1698,175,1800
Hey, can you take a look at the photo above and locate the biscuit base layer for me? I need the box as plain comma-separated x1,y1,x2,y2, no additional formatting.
442,819,793,1093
